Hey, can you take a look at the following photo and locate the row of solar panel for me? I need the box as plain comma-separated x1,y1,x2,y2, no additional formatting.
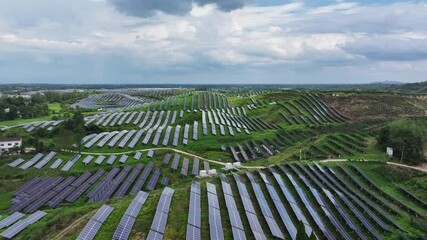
0,211,46,239
9,163,164,213
164,154,210,176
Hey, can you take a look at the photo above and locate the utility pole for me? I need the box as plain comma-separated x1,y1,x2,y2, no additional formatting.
400,150,404,163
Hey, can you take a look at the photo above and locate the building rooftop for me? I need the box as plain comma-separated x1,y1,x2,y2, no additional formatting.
0,137,22,143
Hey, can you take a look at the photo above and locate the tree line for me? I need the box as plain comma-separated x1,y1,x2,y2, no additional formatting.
0,91,88,122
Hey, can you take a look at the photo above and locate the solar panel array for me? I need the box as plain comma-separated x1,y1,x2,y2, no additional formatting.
147,150,155,158
105,155,116,165
82,155,94,165
181,158,189,176
258,171,297,239
317,164,391,238
134,151,142,160
246,172,284,239
193,121,198,140
162,153,172,165
0,211,46,239
147,187,175,240
8,158,25,168
113,191,149,240
92,166,132,202
171,154,180,170
108,130,128,147
119,155,129,163
84,132,108,148
19,153,44,170
0,212,25,230
206,182,225,240
183,124,190,145
61,154,82,172
286,163,353,240
268,167,314,238
279,166,334,240
219,174,246,240
130,162,155,195
186,182,201,240
172,125,181,147
160,177,170,186
77,204,114,240
34,151,57,169
146,169,161,191
192,158,200,176
94,155,106,164
232,173,266,240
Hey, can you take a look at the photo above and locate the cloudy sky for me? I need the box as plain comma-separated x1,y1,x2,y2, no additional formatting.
1,0,427,84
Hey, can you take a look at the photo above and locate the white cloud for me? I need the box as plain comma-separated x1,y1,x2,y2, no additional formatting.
0,0,427,83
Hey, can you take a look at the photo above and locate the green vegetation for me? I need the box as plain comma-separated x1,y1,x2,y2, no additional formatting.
377,118,427,164
0,87,426,240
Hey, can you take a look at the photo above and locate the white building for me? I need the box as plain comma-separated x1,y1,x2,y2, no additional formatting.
0,137,22,154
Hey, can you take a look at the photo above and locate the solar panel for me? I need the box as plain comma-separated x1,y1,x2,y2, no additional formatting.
71,172,92,187
146,169,161,190
162,153,172,165
118,130,136,148
171,154,180,170
0,211,46,239
193,121,198,140
130,162,154,195
258,171,297,239
113,191,149,240
181,158,189,176
106,155,117,165
94,155,106,164
142,128,154,144
8,158,25,168
204,161,210,171
19,153,44,170
219,174,246,238
147,230,164,240
209,204,224,240
232,173,266,239
147,150,155,158
34,151,57,169
82,155,94,165
148,187,174,237
125,129,143,148
61,154,82,172
192,158,200,176
77,205,114,240
108,130,128,147
160,177,170,186
186,224,201,240
172,125,181,147
134,151,142,160
161,126,172,146
0,212,25,229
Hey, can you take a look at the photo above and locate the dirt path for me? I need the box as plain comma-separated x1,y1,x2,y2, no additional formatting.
65,148,427,173
52,213,91,240
78,147,227,166
387,162,427,174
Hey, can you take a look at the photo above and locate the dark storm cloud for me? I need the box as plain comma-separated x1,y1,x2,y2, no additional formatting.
109,0,249,17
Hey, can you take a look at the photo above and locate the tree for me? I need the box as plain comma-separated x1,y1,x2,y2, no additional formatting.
377,118,426,165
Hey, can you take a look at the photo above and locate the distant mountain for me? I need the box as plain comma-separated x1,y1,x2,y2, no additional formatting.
370,81,404,85
390,80,427,94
